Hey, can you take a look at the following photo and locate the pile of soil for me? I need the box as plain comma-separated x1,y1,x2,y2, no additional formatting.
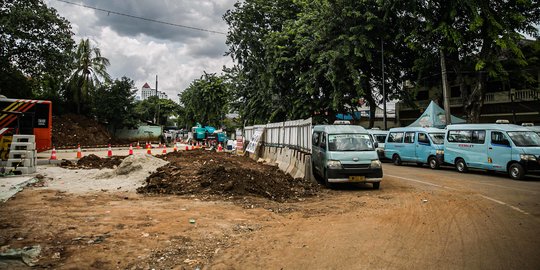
137,150,321,202
60,154,124,169
52,114,113,147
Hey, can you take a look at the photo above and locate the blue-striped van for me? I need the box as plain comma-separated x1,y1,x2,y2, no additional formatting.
444,124,540,180
384,127,445,169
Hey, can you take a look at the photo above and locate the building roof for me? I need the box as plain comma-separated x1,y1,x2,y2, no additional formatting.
142,82,151,88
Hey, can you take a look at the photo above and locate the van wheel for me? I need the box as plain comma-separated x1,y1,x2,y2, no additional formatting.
392,155,402,166
508,163,525,180
455,158,468,173
323,170,333,189
373,182,380,190
428,156,440,169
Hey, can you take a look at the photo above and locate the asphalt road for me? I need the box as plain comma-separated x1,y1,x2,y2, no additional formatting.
384,162,540,218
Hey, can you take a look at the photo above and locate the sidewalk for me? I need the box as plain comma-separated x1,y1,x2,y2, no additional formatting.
0,175,38,202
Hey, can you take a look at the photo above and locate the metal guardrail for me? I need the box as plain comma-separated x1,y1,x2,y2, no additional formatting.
244,118,312,153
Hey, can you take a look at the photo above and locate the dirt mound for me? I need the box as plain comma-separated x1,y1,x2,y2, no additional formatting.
60,154,124,169
52,114,113,147
137,150,320,202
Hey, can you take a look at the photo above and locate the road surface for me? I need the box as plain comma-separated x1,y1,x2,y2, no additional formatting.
1,162,539,269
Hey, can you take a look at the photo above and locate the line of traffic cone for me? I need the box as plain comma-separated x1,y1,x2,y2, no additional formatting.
129,144,133,155
50,147,57,160
77,144,82,159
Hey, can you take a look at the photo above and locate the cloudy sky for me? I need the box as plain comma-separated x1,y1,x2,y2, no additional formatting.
44,0,237,102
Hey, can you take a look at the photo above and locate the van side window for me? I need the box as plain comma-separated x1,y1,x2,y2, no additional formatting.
320,133,327,150
471,130,486,144
418,133,429,144
448,130,471,143
404,132,415,143
388,132,404,143
491,131,509,146
312,132,320,146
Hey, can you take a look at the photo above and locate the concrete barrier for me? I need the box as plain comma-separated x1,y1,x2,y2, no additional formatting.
252,146,311,180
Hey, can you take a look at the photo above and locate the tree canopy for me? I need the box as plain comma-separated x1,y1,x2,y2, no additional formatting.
0,0,74,97
179,72,230,128
221,0,540,124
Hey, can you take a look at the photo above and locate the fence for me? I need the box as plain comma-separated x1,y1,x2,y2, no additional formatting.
244,118,312,153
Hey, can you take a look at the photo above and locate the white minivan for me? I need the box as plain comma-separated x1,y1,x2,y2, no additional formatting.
312,125,382,189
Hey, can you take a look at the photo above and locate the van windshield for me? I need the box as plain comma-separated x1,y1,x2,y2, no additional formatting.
328,134,374,151
507,131,540,147
373,134,387,143
429,133,445,144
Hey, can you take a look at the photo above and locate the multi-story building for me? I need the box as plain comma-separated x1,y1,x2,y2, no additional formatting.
140,82,168,100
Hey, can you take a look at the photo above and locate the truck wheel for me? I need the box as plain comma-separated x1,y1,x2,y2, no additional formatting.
508,163,525,180
392,154,402,166
428,156,440,169
373,182,380,190
455,158,468,173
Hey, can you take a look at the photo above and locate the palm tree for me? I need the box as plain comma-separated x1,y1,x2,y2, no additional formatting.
69,38,111,114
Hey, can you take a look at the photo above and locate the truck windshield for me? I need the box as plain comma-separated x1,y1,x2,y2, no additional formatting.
507,131,540,147
328,134,373,151
429,133,445,144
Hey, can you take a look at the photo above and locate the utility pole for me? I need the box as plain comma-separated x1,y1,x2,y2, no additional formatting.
439,49,451,125
382,39,387,130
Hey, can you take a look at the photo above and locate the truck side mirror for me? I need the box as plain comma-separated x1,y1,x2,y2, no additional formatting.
374,142,379,149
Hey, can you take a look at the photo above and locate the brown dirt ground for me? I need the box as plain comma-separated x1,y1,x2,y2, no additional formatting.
138,150,321,203
60,154,124,169
1,152,539,269
52,114,116,148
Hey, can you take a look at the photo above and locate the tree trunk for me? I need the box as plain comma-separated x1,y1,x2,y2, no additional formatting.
464,72,485,123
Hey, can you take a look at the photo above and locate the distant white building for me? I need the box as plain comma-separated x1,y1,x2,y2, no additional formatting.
140,82,168,100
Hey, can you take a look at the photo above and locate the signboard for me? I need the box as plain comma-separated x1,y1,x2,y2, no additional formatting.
246,128,264,153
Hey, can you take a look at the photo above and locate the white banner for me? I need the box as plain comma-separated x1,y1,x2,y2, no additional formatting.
246,128,264,153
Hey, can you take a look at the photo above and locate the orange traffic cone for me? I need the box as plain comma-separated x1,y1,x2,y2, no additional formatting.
191,145,195,150
185,145,189,151
136,142,140,149
173,144,178,152
77,144,82,159
162,147,167,154
217,143,223,152
129,144,133,155
147,143,152,154
50,147,57,160
107,144,113,157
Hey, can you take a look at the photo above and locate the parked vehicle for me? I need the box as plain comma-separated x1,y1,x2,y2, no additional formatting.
523,124,540,136
444,124,540,180
367,129,389,160
311,124,382,189
384,127,445,169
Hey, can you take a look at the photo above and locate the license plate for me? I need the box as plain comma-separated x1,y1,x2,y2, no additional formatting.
349,176,365,182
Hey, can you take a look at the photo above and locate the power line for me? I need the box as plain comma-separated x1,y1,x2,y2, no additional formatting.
53,0,227,35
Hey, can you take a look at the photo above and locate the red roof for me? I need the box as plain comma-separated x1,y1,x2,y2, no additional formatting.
142,82,151,88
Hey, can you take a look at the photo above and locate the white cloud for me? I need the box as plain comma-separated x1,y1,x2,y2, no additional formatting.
44,0,236,102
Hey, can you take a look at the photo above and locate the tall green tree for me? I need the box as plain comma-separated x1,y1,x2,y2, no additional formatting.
180,72,230,128
224,0,300,124
134,96,180,126
0,0,74,97
397,0,540,122
94,77,138,132
69,38,111,114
